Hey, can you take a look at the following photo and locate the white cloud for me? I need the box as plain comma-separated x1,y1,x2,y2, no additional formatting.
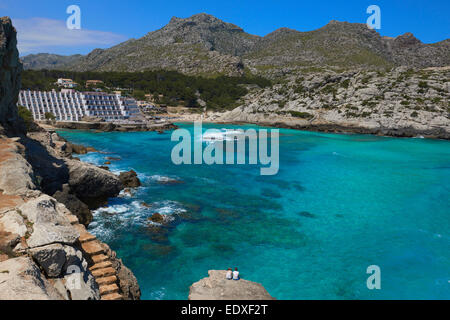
13,17,127,55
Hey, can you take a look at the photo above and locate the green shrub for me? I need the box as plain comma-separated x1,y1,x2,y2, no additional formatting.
345,112,358,118
418,81,428,89
362,100,377,107
132,90,146,101
321,84,337,95
294,85,306,94
361,76,371,84
431,97,441,104
44,112,56,120
17,105,34,130
411,111,418,117
288,111,314,119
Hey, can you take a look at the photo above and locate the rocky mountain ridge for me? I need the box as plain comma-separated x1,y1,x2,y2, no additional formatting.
21,53,83,71
21,13,450,77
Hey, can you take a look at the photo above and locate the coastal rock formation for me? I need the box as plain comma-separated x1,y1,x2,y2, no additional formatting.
66,142,97,155
0,135,139,300
118,170,141,188
22,131,123,215
188,270,275,300
67,159,122,207
0,17,23,134
0,17,140,300
0,138,104,300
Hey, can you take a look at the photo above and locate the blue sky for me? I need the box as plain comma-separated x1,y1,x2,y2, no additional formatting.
1,0,449,56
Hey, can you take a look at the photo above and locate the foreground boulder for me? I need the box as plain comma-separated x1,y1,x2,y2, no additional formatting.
18,195,79,248
0,257,63,300
189,270,275,300
29,243,67,278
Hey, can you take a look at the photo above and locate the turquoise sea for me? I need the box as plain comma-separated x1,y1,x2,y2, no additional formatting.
57,123,450,300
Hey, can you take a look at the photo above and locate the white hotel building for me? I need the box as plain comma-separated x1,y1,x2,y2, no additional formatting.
18,89,141,122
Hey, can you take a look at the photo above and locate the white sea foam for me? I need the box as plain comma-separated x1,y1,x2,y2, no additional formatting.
119,189,132,198
149,175,181,183
155,200,187,215
89,198,189,240
95,204,129,215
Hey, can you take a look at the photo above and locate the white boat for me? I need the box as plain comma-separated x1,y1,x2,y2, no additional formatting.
201,128,244,142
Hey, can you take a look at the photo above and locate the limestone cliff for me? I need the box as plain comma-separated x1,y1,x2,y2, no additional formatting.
0,17,23,134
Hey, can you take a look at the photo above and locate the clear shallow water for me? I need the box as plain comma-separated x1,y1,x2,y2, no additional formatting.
58,123,450,300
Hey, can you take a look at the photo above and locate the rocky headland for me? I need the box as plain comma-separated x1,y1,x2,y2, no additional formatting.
189,270,275,300
0,17,140,300
180,66,450,139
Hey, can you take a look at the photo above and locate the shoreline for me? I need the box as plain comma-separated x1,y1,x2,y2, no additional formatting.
173,118,450,140
35,114,450,140
38,120,178,133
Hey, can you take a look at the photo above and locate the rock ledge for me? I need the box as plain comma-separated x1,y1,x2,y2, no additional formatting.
188,270,275,300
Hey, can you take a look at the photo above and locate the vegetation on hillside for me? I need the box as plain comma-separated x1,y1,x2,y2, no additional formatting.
21,70,271,110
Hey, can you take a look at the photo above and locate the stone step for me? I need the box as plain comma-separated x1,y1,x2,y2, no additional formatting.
99,283,119,296
96,275,117,286
81,240,104,256
91,254,109,264
91,267,116,278
74,223,87,233
89,260,112,271
79,232,96,244
66,214,79,225
101,292,122,301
